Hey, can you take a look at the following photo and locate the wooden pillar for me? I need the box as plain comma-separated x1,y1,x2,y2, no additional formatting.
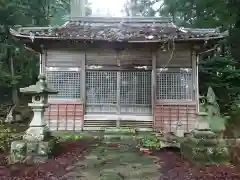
116,51,121,128
81,51,86,103
191,50,199,113
115,46,125,128
40,47,46,74
80,51,86,131
196,54,199,112
152,48,157,129
116,71,121,128
39,53,42,74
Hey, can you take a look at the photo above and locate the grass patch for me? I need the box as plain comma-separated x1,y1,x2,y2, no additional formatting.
0,122,28,152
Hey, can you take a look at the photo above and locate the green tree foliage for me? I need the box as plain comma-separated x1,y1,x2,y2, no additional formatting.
50,0,92,26
199,54,240,111
228,0,240,65
124,0,158,16
0,0,69,104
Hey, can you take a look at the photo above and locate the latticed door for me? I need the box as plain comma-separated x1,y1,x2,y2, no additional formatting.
120,71,152,115
86,71,117,113
85,70,152,115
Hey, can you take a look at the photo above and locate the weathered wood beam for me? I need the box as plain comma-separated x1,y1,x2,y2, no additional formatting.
81,51,86,131
191,49,199,112
152,47,157,129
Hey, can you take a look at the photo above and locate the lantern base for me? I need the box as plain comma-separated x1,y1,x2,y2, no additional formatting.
195,121,210,130
9,136,59,164
23,125,50,142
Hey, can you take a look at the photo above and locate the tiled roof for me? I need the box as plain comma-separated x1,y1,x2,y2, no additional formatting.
10,17,226,43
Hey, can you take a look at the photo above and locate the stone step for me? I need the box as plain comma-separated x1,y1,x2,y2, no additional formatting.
185,137,219,146
84,154,158,176
182,139,228,148
103,134,136,140
192,130,218,139
103,137,137,142
100,169,124,180
103,141,138,146
104,127,136,135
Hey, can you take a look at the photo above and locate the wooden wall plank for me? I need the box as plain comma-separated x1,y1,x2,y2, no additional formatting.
46,50,84,67
44,103,84,131
86,48,118,66
154,104,197,133
157,46,192,68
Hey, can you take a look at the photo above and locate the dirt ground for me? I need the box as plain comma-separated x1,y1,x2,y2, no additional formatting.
0,138,240,180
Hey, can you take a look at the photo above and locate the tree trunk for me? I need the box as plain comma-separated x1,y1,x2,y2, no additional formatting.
10,53,19,105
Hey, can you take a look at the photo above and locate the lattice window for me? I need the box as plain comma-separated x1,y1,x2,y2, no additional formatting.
46,69,81,99
156,68,193,100
120,71,151,105
86,71,117,104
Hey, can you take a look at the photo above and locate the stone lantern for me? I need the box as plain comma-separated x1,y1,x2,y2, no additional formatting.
9,74,58,164
20,74,58,141
195,95,210,130
180,89,230,165
176,120,185,137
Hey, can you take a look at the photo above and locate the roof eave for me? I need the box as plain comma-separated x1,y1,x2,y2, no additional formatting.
128,36,225,43
10,28,226,44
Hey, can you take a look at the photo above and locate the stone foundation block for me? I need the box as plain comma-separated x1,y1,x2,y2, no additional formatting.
9,136,58,164
10,140,27,163
26,141,38,154
192,130,218,139
181,138,230,164
104,127,136,135
187,137,218,146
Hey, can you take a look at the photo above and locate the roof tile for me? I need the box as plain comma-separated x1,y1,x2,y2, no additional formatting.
10,17,226,42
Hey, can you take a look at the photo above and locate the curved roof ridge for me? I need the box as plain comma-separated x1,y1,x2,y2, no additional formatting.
170,22,189,33
68,16,173,23
9,17,226,43
182,28,221,33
